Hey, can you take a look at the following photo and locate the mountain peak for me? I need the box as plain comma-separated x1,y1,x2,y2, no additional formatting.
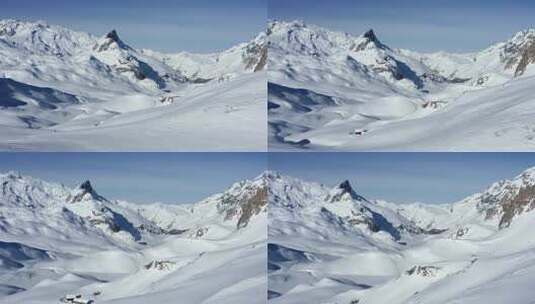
69,179,106,203
353,28,388,51
79,180,94,192
363,29,377,41
94,29,130,52
328,179,367,203
338,180,354,193
106,29,120,42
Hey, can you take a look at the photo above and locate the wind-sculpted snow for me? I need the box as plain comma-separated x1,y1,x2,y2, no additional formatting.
0,19,267,151
268,20,535,151
268,167,535,304
0,172,267,303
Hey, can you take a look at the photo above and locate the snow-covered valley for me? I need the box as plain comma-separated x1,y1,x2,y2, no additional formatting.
268,168,535,304
0,171,267,303
0,19,267,151
268,21,535,151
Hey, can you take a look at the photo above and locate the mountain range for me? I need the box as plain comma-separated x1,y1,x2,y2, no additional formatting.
0,19,267,151
268,20,535,151
2,167,535,303
268,168,535,303
0,171,267,303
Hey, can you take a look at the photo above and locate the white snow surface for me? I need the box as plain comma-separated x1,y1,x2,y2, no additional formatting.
268,167,535,304
0,171,267,303
268,21,535,151
0,19,267,151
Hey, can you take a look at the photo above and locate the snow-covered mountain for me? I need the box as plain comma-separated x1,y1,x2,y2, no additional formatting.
0,19,267,151
268,20,535,151
0,171,267,303
268,168,535,304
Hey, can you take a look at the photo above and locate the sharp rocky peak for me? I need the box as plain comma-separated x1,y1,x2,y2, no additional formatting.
94,29,130,52
338,180,354,193
105,29,120,42
79,180,95,193
363,29,378,42
69,179,107,203
328,179,367,203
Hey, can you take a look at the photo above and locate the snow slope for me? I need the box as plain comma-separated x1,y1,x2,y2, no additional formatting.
0,171,267,303
268,21,535,151
268,167,535,304
0,19,267,151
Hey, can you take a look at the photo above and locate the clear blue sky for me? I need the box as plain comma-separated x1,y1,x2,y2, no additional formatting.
269,153,535,204
0,153,266,204
269,0,535,52
1,0,266,53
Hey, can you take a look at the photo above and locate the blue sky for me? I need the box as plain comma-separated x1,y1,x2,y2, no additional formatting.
1,0,266,53
0,153,266,204
269,153,535,204
269,0,535,52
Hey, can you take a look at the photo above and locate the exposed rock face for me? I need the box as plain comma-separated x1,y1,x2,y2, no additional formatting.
397,223,447,235
0,26,16,37
501,30,535,76
479,170,535,229
514,41,535,76
144,260,175,271
68,180,107,203
243,41,268,72
87,206,141,240
167,228,188,235
352,29,388,52
326,180,367,203
106,30,120,42
113,55,165,88
363,29,377,41
80,180,94,193
406,265,441,277
220,185,267,229
94,29,128,52
497,184,535,228
237,186,267,229
322,180,403,240
254,45,268,72
338,180,354,194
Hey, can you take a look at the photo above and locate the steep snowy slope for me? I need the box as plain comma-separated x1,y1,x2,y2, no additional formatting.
268,21,535,151
0,172,267,303
0,19,267,151
268,167,535,304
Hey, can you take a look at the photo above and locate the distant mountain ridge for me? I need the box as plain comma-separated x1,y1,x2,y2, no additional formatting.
0,171,268,246
269,166,535,246
269,20,535,88
0,19,266,91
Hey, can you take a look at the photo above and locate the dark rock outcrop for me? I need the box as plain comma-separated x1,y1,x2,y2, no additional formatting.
406,265,441,277
236,186,267,229
94,29,130,52
68,180,107,203
514,41,535,76
243,42,268,72
481,182,535,229
327,180,368,203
